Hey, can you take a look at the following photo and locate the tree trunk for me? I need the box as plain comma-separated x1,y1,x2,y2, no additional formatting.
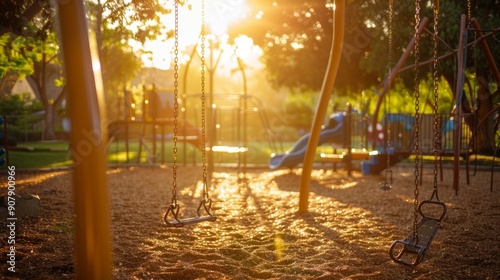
474,76,495,154
28,61,59,140
43,104,56,140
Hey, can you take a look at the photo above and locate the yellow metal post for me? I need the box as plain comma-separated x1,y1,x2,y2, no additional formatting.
57,1,113,279
299,0,346,213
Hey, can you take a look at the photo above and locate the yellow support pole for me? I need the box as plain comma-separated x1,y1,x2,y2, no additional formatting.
57,1,113,279
299,0,346,213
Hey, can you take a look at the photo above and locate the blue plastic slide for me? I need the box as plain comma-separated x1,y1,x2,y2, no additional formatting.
269,118,344,170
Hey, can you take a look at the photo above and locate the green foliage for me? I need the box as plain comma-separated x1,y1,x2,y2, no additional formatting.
86,0,167,44
236,0,499,100
0,93,44,143
0,0,56,78
0,93,42,116
0,0,51,36
230,1,335,91
84,0,170,121
0,34,36,79
283,91,315,129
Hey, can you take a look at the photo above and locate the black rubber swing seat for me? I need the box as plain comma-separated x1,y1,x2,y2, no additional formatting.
164,199,217,227
389,200,447,266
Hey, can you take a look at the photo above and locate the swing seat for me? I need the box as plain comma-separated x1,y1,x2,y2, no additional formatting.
378,169,392,190
164,214,217,227
164,199,217,227
378,182,392,190
389,200,446,266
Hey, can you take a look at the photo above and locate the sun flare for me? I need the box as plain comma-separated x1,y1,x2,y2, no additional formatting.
205,0,250,35
138,0,251,70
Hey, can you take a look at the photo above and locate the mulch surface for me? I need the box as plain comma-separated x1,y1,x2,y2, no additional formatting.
1,164,499,279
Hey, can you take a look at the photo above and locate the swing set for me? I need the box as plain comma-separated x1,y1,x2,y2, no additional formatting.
371,0,500,194
389,0,500,265
388,0,447,265
163,0,217,227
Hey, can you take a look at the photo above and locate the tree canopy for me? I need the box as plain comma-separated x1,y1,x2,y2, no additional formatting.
229,0,499,95
0,0,170,138
0,0,52,78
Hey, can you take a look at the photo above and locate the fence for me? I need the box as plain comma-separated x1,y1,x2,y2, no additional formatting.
1,113,46,143
382,113,473,154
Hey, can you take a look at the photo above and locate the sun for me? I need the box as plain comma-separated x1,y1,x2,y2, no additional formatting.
205,0,250,35
137,0,250,70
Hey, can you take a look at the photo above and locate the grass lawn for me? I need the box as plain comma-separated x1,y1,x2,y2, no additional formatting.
2,140,498,170
2,140,337,170
8,150,72,169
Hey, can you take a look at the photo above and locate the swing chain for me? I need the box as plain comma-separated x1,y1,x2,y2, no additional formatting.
386,0,393,180
171,0,180,206
164,0,215,227
467,0,471,22
390,0,446,265
413,0,422,241
200,0,211,202
379,0,394,191
432,0,440,200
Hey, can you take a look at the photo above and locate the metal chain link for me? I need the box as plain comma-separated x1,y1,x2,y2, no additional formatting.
171,0,180,205
386,0,394,179
200,0,210,201
467,0,471,22
413,0,421,241
432,0,440,199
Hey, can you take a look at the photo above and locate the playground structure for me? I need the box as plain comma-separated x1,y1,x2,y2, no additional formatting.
107,87,202,165
107,87,279,173
269,102,476,180
269,104,380,174
273,9,500,197
49,0,500,277
368,15,500,194
107,11,281,176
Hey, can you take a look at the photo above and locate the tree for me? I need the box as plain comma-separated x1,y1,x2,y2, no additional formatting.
0,0,65,140
85,0,168,121
228,0,401,92
228,1,332,91
0,93,44,144
1,0,171,138
0,0,45,35
0,34,37,79
27,31,65,140
0,1,48,78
